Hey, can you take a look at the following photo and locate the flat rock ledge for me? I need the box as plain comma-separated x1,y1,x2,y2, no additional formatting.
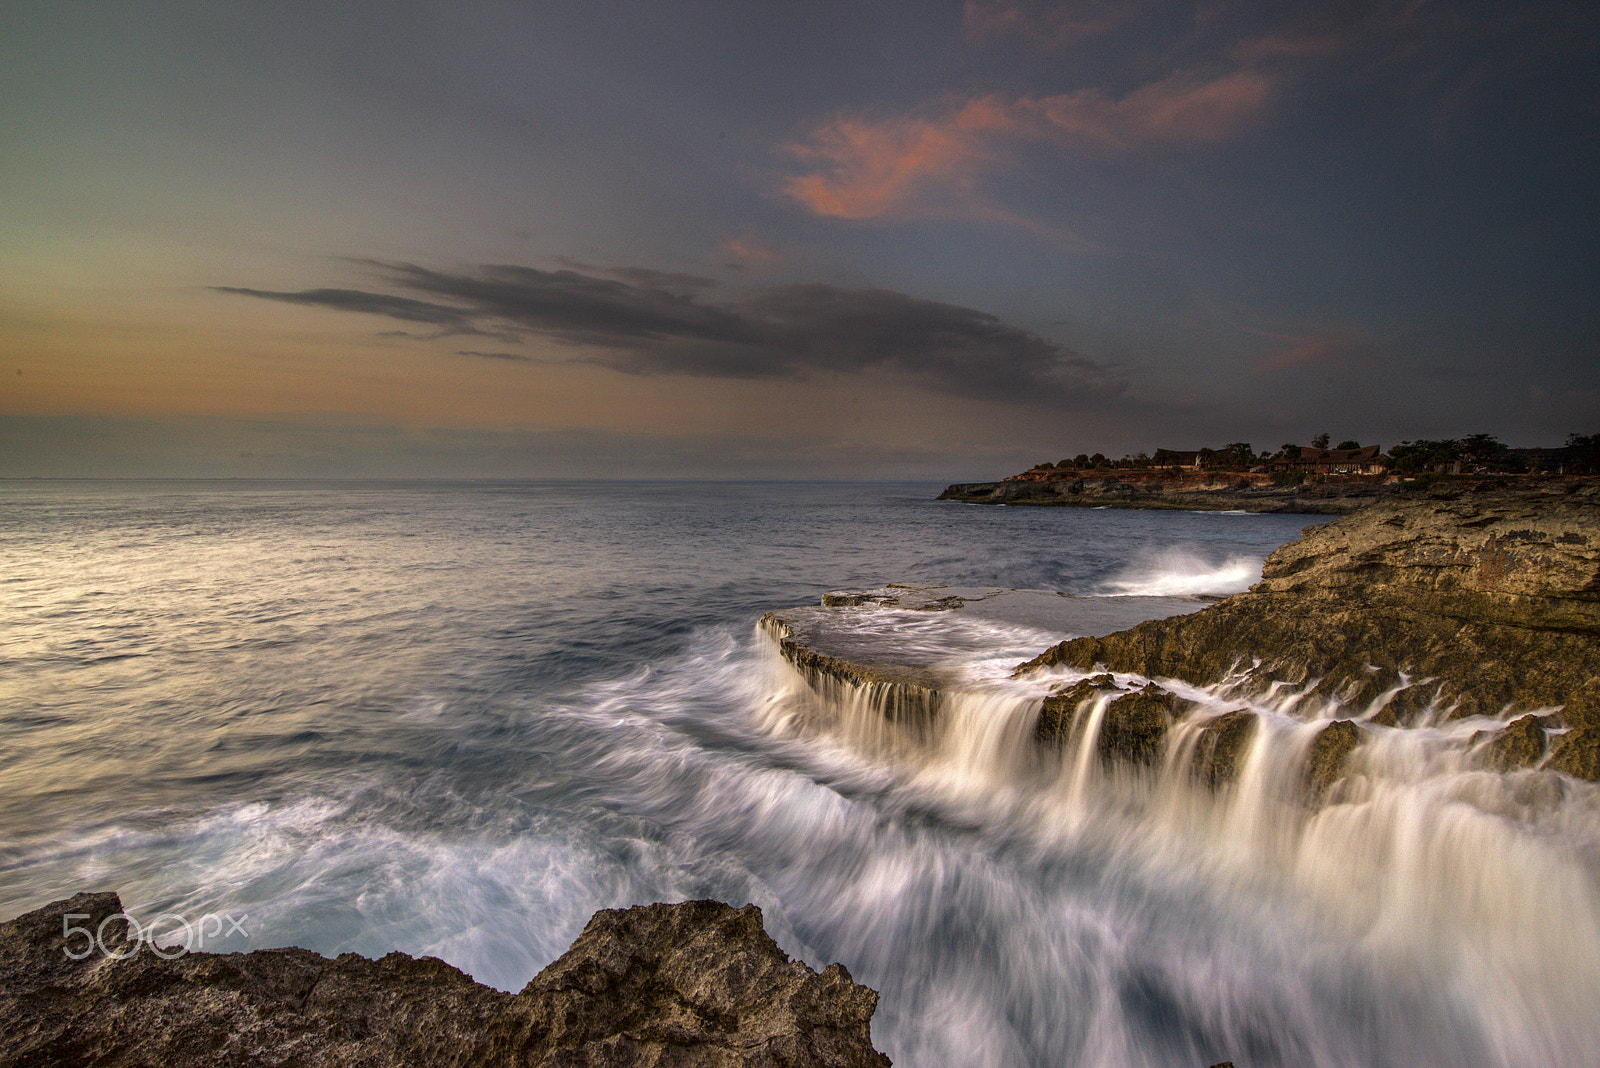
0,892,890,1068
761,586,1358,798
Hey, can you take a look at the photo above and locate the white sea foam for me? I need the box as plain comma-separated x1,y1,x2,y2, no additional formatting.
755,611,1600,1068
1099,547,1262,597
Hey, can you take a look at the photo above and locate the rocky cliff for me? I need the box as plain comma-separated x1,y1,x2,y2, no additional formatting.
1019,484,1600,778
0,891,890,1068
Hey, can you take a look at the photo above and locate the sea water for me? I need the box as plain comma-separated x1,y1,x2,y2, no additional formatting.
2,480,1596,1067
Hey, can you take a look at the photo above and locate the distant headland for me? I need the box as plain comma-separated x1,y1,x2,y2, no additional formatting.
940,433,1600,513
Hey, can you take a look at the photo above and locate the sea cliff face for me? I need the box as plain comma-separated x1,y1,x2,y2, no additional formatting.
0,891,890,1068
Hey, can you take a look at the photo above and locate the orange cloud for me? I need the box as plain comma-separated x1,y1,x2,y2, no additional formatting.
1022,69,1275,149
782,98,1023,220
782,70,1276,219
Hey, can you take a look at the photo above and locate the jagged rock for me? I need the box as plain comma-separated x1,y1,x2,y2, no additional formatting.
1098,684,1177,768
1034,674,1120,744
0,892,890,1068
1547,727,1600,781
1032,680,1175,768
1373,681,1445,726
1559,676,1600,728
1191,710,1256,789
1304,720,1363,801
1472,714,1553,772
1018,487,1600,720
821,592,884,607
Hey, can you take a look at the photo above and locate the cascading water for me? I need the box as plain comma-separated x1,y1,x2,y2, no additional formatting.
757,612,1600,1068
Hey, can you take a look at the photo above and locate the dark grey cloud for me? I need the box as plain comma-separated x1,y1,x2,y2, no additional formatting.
217,262,1125,402
212,286,474,331
555,259,721,296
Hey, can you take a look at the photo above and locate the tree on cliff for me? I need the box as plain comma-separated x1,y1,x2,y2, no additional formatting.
1568,433,1600,473
1389,439,1461,473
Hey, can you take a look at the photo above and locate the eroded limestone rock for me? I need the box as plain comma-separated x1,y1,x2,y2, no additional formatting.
1548,727,1600,781
0,892,890,1068
1018,488,1600,738
1472,714,1554,772
1304,720,1363,801
1191,710,1257,790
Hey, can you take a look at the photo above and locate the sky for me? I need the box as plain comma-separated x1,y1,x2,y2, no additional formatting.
3,0,1597,479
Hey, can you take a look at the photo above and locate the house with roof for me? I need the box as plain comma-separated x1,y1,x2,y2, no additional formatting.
1269,445,1387,475
1152,449,1205,470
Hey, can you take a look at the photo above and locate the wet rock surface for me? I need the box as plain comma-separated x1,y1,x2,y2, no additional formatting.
1303,720,1363,801
1019,486,1600,776
0,892,890,1068
1190,709,1258,790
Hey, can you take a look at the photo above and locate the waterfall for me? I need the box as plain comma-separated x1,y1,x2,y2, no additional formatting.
757,618,1600,1066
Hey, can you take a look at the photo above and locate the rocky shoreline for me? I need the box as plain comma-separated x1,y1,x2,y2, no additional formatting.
0,891,889,1067
1020,483,1600,779
937,473,1594,514
770,483,1600,788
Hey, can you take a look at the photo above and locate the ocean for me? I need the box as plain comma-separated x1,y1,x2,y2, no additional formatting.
2,480,1596,1067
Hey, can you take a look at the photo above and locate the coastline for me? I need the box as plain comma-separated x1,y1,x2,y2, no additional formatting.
775,482,1600,783
936,473,1595,514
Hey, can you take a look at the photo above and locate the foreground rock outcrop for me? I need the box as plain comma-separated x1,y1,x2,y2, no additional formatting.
1020,485,1600,778
0,892,890,1068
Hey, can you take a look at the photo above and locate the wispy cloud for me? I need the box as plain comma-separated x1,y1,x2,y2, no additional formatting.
782,68,1276,219
962,0,1133,47
211,286,473,329
719,233,793,267
216,262,1125,403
